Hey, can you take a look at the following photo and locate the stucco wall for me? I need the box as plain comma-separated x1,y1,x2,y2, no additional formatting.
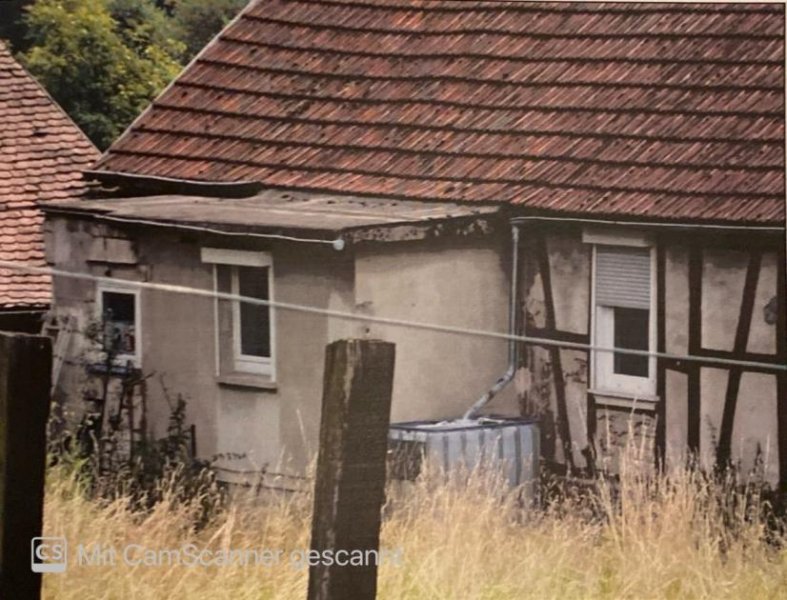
46,216,513,481
354,234,512,423
46,216,355,479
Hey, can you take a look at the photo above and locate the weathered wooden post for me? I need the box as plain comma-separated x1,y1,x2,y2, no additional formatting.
307,339,395,600
0,332,52,600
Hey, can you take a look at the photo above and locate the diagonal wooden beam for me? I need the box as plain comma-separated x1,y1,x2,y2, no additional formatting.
716,251,761,469
536,235,574,470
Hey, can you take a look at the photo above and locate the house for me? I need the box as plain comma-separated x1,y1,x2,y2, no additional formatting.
42,1,785,488
0,42,99,333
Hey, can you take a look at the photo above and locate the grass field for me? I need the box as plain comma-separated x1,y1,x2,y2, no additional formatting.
41,456,786,600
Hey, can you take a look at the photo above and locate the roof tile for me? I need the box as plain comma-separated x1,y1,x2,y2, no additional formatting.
93,0,784,225
0,42,99,309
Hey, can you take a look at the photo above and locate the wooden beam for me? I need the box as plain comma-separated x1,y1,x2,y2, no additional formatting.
655,243,667,468
778,373,787,492
687,245,702,453
524,327,590,346
777,247,787,490
716,252,761,469
584,392,598,476
0,332,52,600
693,347,784,369
307,339,395,600
536,235,574,470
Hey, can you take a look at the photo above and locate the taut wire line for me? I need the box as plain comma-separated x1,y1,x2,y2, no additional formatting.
1,259,785,372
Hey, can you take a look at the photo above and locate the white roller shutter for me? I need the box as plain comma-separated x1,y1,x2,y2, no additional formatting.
595,246,651,309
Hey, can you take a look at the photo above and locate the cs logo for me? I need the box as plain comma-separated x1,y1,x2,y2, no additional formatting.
31,537,67,573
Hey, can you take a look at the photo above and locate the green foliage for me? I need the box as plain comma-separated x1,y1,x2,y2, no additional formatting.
20,0,184,149
122,393,222,528
16,0,248,149
170,0,247,56
110,0,182,56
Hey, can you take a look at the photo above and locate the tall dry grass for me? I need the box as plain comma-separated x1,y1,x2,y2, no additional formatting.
42,454,786,600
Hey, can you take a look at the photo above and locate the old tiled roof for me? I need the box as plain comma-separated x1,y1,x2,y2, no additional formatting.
0,42,99,309
93,0,785,225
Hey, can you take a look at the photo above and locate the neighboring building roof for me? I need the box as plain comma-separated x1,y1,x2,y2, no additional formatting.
92,0,785,226
44,190,501,245
0,42,99,309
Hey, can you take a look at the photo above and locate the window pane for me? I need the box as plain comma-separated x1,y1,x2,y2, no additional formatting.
102,291,136,355
613,307,648,377
237,266,270,358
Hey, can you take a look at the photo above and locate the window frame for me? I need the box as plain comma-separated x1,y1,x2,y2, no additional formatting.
590,243,657,399
95,282,141,367
202,248,276,381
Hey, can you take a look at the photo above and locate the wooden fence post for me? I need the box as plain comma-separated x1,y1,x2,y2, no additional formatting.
0,332,52,600
307,339,395,600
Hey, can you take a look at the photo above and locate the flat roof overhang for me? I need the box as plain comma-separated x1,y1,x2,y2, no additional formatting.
43,189,502,246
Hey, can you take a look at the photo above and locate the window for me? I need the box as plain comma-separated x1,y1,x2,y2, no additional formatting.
96,285,140,365
232,265,272,373
612,307,649,377
591,244,656,398
202,248,275,381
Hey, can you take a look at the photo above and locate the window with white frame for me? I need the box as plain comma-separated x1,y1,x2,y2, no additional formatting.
96,284,140,365
231,265,272,373
591,244,656,398
202,248,275,380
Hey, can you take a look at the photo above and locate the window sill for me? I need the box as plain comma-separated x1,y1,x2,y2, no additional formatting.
589,389,659,410
217,372,278,392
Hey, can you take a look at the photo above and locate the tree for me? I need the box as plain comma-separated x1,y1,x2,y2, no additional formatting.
171,0,248,57
20,0,184,149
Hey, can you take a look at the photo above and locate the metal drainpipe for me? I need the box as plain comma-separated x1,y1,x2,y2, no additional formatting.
463,222,521,420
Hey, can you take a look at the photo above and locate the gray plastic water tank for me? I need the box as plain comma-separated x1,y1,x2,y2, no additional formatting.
388,416,539,491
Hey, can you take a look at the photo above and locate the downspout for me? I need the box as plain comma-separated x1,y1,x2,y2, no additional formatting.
463,222,521,420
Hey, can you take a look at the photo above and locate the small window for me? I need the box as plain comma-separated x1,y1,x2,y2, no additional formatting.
592,245,655,398
97,286,140,365
231,265,272,374
202,248,275,381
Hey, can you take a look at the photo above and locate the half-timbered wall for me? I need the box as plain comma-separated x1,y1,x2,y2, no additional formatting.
518,224,786,487
518,230,590,471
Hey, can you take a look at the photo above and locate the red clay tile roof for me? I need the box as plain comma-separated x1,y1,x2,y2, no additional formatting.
93,0,785,226
0,42,99,309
